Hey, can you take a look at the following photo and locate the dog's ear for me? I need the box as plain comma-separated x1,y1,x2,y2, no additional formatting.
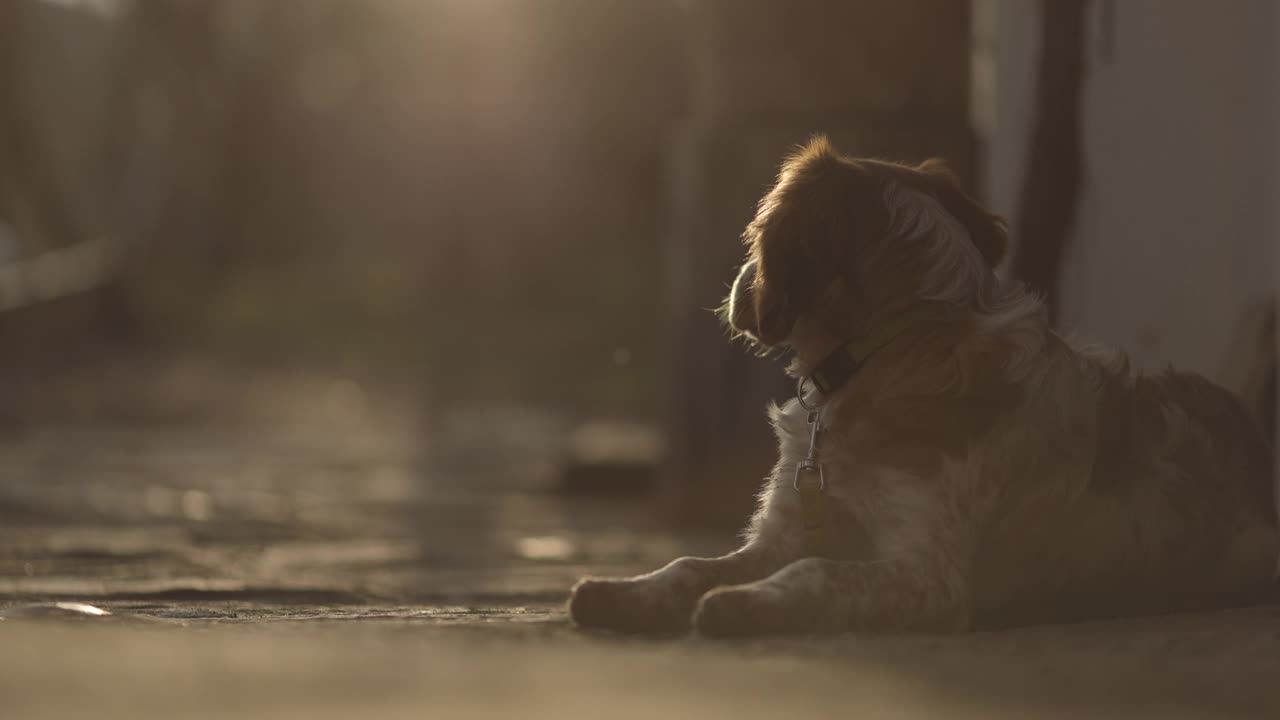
750,219,803,346
912,159,1008,267
745,136,856,345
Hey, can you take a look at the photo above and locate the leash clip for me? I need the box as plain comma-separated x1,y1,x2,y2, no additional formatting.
792,409,826,492
793,458,825,493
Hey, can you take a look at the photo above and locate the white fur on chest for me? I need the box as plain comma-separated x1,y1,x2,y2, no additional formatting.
770,398,814,470
767,398,876,494
757,399,952,562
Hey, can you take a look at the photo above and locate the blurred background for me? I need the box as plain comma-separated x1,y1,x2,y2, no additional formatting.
0,0,1275,607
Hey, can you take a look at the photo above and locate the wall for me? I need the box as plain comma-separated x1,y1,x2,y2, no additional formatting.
984,0,1278,384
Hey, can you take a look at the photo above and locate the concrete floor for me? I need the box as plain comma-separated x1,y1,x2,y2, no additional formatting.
3,423,1280,718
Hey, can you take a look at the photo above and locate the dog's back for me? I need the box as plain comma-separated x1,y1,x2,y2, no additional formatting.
971,340,1276,627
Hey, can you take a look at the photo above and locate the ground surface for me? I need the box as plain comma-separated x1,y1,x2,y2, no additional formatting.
3,420,1280,718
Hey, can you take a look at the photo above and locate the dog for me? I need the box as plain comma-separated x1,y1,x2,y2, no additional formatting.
569,136,1278,636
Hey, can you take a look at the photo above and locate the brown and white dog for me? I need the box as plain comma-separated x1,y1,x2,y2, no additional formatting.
569,136,1278,636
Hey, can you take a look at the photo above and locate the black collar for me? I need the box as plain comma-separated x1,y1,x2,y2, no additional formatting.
799,304,948,404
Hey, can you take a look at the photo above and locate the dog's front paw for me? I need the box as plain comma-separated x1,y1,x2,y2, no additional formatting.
693,584,841,637
691,585,775,637
568,577,693,634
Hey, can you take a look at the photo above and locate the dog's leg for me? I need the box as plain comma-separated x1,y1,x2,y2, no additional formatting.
692,555,970,636
569,544,793,633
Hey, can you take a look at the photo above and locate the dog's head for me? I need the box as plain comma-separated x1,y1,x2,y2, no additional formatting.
725,136,1007,348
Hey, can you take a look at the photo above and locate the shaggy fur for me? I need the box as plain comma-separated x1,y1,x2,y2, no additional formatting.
569,137,1278,636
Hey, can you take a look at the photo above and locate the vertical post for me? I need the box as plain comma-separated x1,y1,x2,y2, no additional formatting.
1011,0,1089,325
